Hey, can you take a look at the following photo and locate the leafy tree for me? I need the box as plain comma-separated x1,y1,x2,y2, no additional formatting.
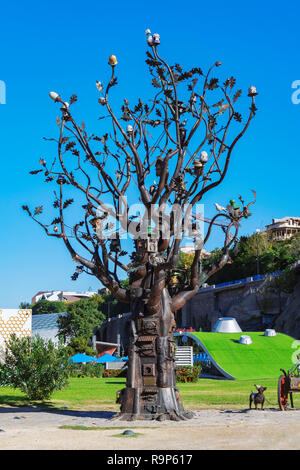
290,232,300,259
58,295,106,342
0,335,70,400
206,232,300,284
19,301,30,309
31,299,67,315
66,336,95,356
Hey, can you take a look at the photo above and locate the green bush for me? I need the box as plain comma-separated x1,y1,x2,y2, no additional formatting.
66,337,95,357
0,334,71,400
69,363,104,378
102,368,126,378
176,365,201,383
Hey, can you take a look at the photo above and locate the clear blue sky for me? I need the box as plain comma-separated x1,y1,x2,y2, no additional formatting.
0,0,299,307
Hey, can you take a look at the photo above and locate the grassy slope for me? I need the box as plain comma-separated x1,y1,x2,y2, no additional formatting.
192,332,296,379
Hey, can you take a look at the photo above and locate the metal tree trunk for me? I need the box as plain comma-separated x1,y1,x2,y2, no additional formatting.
116,288,194,421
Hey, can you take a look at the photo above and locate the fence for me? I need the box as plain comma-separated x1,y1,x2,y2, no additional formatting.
200,271,282,291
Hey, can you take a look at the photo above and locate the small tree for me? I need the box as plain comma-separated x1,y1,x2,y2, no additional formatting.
66,336,95,356
0,335,71,401
31,299,66,315
58,295,106,342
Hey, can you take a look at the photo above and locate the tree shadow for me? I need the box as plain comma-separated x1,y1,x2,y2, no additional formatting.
220,407,280,414
104,381,126,385
0,399,117,419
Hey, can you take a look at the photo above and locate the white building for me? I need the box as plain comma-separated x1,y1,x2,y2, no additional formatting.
0,309,32,358
31,290,98,305
266,217,300,241
31,312,67,345
180,246,211,258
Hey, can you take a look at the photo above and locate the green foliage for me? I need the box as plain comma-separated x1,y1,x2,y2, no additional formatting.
31,299,67,315
204,232,300,285
102,368,126,378
100,283,130,317
19,301,30,309
0,335,71,400
265,267,297,294
176,366,201,383
58,295,106,342
66,336,95,356
69,363,104,378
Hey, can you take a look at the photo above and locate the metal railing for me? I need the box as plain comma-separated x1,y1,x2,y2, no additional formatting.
200,271,282,292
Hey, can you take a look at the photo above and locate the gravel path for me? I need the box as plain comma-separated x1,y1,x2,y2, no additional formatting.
1,407,300,449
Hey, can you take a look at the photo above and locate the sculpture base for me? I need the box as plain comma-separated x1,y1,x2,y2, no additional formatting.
116,386,194,421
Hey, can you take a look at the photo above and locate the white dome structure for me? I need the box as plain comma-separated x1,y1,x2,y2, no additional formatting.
264,329,276,337
212,317,242,333
238,335,252,345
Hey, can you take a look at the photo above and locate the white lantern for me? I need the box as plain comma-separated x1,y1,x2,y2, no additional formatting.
200,151,208,163
49,91,60,102
96,81,103,92
108,55,118,66
147,35,154,46
127,125,133,134
248,86,258,97
153,33,160,45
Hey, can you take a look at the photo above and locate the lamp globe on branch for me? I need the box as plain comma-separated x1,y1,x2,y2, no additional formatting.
24,30,258,421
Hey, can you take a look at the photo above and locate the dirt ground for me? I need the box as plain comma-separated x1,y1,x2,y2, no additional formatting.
1,407,300,450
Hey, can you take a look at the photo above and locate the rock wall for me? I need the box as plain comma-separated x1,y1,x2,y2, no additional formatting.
96,274,296,349
275,275,300,338
181,277,289,332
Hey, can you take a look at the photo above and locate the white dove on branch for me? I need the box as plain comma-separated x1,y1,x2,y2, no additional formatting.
214,203,226,212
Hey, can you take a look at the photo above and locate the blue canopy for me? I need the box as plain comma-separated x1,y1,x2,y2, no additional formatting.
96,353,121,363
69,353,96,363
121,356,129,362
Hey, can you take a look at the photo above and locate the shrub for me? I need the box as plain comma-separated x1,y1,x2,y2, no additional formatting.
69,363,104,378
0,334,71,400
66,337,95,357
176,365,201,383
102,369,123,378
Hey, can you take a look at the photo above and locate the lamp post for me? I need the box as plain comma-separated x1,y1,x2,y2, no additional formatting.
256,229,261,275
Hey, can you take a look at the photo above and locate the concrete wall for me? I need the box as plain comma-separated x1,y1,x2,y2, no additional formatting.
181,277,288,332
95,276,290,348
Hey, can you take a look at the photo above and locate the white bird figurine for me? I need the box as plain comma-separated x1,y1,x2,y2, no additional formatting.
214,203,226,212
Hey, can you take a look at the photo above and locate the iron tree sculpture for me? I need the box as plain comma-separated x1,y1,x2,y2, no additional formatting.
23,30,257,421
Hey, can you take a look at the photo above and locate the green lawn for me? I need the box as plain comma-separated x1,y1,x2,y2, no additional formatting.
1,376,299,411
190,332,297,380
0,332,297,411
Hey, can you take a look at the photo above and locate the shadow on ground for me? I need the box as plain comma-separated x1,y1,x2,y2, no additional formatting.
0,401,116,420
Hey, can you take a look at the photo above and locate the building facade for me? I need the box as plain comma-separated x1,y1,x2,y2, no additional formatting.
31,290,98,305
266,217,300,241
0,309,32,358
31,312,67,345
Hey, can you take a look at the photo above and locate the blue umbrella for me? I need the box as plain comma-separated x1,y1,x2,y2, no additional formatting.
69,353,96,363
96,353,121,363
121,356,129,362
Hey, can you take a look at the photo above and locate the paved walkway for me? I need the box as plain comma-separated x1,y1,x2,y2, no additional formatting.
1,407,300,449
